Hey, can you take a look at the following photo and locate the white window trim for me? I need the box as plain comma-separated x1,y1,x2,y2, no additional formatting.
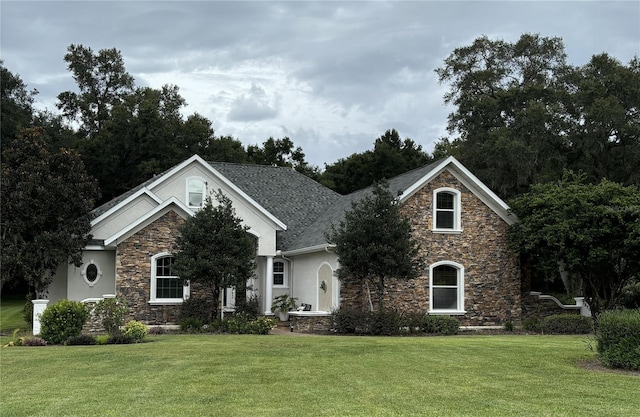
186,176,207,209
273,259,289,288
432,187,462,233
149,252,189,305
429,260,466,315
81,259,103,287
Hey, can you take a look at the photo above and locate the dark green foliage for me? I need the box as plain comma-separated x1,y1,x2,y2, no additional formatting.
173,192,256,321
332,309,459,336
106,334,134,344
320,129,431,194
596,309,640,370
617,281,640,309
421,315,459,335
39,300,89,344
1,128,100,293
504,321,515,332
222,313,277,335
93,297,129,336
436,33,640,200
1,61,35,153
247,137,319,179
234,294,260,320
22,298,33,327
542,314,593,334
509,174,640,316
180,297,214,324
180,318,204,333
66,334,97,345
523,318,542,333
327,181,424,310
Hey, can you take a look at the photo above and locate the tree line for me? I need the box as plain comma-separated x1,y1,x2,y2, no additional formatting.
2,34,639,311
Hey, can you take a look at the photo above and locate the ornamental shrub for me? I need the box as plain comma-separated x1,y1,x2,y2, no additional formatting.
542,314,593,334
223,312,277,334
123,320,148,342
106,334,134,344
96,335,109,345
369,310,404,335
180,317,204,333
18,337,47,346
596,309,640,371
523,318,542,333
422,315,459,335
93,297,129,336
39,300,89,344
180,297,214,324
66,334,97,345
332,309,370,334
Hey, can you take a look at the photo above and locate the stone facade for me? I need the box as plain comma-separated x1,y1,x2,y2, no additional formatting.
116,211,186,325
340,171,521,326
289,315,333,334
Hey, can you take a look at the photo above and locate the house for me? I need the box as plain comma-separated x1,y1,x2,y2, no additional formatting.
45,154,523,329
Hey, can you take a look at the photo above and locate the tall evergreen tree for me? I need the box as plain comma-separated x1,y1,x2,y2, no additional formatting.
172,192,256,321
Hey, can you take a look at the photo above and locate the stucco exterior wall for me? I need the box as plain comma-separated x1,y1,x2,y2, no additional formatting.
67,250,116,301
340,170,521,326
289,251,339,312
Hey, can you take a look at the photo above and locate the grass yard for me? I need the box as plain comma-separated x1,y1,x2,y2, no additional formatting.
0,297,29,333
1,333,638,417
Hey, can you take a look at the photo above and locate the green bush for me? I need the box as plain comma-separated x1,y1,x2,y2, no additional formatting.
180,297,214,324
123,320,148,342
66,334,97,345
542,314,593,334
223,312,277,335
234,294,260,320
93,297,129,336
39,300,89,344
523,318,542,333
180,317,204,333
422,315,459,335
369,310,404,335
596,309,640,371
106,334,134,344
96,335,109,345
22,297,33,327
617,281,640,309
332,309,370,334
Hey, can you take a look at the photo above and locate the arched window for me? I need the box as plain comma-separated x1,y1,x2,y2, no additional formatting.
432,188,462,232
429,261,465,314
187,177,206,208
150,253,189,304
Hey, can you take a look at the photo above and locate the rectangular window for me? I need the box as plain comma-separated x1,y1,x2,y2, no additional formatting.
436,192,455,229
430,264,463,312
273,261,285,286
156,277,183,299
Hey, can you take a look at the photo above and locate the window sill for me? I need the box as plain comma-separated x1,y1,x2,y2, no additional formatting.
273,285,289,289
428,310,466,315
149,300,184,305
431,229,462,234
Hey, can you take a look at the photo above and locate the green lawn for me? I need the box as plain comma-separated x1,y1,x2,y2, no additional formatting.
0,297,29,333
1,334,638,416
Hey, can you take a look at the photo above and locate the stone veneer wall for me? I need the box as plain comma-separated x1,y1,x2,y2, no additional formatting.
116,211,187,325
290,315,333,334
340,171,521,326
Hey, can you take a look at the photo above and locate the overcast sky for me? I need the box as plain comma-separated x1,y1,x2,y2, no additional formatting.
2,1,638,167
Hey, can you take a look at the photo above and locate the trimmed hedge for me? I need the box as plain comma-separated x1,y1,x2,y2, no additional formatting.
332,309,459,336
542,314,593,334
596,309,640,371
39,300,89,344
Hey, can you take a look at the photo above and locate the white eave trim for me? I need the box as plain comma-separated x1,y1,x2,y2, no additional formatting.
282,244,335,257
104,197,193,247
398,156,517,225
91,187,163,227
146,154,287,231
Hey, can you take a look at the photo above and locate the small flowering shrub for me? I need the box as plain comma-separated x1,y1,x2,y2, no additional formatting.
40,300,89,344
93,297,129,336
123,320,148,343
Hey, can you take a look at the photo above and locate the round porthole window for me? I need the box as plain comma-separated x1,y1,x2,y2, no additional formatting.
86,264,98,282
82,260,102,287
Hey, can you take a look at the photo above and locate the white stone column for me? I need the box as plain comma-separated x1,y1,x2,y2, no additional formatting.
264,256,274,314
32,299,50,336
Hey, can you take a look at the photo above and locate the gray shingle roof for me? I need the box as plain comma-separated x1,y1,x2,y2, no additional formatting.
92,157,444,252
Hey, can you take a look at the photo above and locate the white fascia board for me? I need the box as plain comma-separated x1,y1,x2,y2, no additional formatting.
91,187,162,227
147,154,287,231
282,244,336,257
104,197,193,247
399,156,517,225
